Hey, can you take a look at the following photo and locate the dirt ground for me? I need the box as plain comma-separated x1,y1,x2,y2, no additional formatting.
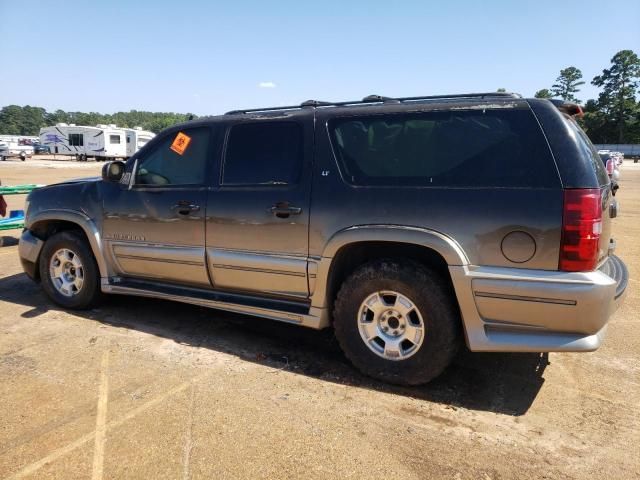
0,156,638,479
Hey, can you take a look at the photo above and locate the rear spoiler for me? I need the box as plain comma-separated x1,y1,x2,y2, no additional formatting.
549,99,584,118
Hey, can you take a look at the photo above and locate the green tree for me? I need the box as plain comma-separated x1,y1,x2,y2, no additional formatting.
551,67,585,102
592,49,640,142
534,89,553,99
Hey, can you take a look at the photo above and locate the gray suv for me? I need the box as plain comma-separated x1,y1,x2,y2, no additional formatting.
18,93,628,385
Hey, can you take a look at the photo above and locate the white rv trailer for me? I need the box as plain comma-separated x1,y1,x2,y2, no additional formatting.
124,127,155,157
40,123,151,161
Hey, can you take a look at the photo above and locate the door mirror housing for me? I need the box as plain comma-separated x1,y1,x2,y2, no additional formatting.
102,160,126,183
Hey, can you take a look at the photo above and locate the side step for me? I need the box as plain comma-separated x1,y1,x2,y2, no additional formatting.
101,278,330,329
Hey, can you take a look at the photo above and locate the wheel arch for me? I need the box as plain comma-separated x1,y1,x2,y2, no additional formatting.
26,210,107,279
311,225,469,315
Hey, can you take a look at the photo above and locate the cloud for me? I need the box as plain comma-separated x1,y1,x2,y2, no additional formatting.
258,81,277,89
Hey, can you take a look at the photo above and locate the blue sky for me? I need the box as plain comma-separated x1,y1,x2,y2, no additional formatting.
1,0,638,115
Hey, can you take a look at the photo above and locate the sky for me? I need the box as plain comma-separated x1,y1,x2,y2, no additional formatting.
1,0,639,116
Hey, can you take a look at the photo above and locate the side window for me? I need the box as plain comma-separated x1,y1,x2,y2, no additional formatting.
110,135,121,144
134,127,210,186
69,133,83,146
329,110,559,188
222,122,302,186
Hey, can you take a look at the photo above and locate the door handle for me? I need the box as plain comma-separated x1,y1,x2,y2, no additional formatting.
269,202,302,218
172,201,200,216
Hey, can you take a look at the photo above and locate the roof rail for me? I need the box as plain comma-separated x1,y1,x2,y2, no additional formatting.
224,92,522,115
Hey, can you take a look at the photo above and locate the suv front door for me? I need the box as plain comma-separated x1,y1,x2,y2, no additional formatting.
206,113,313,299
102,126,213,287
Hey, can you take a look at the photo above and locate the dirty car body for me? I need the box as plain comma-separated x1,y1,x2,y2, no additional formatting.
19,93,629,385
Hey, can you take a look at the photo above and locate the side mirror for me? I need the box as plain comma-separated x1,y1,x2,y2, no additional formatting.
102,161,126,183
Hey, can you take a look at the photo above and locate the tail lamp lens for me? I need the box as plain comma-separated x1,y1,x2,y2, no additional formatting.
559,189,602,272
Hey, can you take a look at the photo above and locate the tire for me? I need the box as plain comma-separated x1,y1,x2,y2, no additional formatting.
1,156,5,161
39,231,102,309
20,152,26,161
333,259,461,385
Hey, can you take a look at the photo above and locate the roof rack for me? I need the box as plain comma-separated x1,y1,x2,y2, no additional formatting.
225,92,521,115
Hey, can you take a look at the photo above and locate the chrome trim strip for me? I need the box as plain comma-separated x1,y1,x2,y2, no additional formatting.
116,254,204,266
474,291,576,306
212,264,306,277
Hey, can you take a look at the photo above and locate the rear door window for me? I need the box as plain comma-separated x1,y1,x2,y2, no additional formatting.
222,122,302,186
329,109,560,188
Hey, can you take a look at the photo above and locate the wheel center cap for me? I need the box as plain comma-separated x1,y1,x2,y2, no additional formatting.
379,309,406,337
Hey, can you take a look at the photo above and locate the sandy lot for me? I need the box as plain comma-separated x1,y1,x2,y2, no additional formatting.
1,157,639,479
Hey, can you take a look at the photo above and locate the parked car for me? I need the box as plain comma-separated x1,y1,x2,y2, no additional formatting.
18,93,628,385
598,151,621,181
32,143,50,154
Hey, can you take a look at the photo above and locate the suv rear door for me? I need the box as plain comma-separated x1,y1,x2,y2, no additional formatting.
205,112,313,299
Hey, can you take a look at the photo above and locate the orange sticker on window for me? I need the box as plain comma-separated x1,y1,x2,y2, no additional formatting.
170,132,191,155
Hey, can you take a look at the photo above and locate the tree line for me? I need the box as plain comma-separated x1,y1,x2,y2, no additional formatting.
0,107,197,136
2,49,639,144
533,49,640,143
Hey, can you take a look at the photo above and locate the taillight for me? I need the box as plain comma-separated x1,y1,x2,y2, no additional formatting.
559,189,602,272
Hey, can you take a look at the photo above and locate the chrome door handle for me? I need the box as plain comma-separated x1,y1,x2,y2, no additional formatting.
269,202,302,218
172,201,200,215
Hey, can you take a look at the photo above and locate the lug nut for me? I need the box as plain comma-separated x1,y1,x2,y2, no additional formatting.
382,327,388,332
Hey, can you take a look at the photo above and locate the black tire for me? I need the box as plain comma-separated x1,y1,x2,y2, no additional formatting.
39,231,102,309
333,259,461,385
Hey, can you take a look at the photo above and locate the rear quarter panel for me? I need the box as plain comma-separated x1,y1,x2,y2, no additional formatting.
310,105,563,270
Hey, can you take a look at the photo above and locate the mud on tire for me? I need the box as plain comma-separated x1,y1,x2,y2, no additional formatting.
39,231,102,310
333,259,461,385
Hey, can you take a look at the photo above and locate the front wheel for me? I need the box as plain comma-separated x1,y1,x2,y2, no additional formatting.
333,259,461,385
39,231,102,309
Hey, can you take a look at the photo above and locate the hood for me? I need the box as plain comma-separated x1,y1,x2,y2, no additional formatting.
44,176,101,188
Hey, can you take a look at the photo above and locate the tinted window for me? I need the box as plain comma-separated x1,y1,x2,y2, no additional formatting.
69,133,83,146
222,122,302,185
329,109,559,187
569,120,609,186
135,128,209,186
110,135,121,144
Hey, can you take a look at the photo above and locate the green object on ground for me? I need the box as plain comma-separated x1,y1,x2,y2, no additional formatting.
0,218,25,231
0,184,43,195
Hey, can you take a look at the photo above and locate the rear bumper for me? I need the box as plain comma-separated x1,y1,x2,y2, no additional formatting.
450,255,628,352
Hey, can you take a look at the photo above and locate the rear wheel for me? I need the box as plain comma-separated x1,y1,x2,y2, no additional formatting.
333,259,461,385
39,231,102,309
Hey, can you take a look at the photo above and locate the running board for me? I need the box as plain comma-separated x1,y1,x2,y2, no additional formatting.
101,278,330,329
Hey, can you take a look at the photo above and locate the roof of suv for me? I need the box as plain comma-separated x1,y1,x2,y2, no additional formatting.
174,93,530,129
224,92,524,116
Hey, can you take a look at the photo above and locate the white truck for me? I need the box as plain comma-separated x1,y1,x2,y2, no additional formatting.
0,137,35,161
39,124,154,161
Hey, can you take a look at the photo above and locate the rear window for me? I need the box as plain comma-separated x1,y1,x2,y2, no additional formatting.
329,109,560,187
567,119,609,186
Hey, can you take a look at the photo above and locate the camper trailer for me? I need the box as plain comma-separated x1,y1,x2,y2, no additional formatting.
40,124,143,161
124,127,155,157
